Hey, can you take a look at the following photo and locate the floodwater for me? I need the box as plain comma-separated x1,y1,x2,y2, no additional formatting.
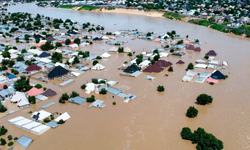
1,3,250,150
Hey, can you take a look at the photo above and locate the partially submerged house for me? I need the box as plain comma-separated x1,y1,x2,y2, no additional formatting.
48,66,69,79
123,64,141,73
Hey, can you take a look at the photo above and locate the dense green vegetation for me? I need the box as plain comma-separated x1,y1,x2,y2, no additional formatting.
78,5,100,11
189,20,250,37
181,127,223,150
58,5,79,9
14,76,32,92
86,95,95,102
186,106,198,118
163,12,185,20
28,96,36,104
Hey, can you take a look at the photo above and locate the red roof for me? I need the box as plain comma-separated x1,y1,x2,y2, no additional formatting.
154,60,172,68
0,83,10,91
69,41,75,45
176,60,185,64
186,45,195,50
25,64,41,72
61,41,65,44
206,50,217,56
143,64,164,73
194,47,201,52
26,87,44,97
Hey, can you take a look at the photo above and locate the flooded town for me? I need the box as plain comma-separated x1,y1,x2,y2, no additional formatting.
0,1,249,150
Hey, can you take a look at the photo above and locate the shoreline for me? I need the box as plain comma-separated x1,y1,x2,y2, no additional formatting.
58,6,249,39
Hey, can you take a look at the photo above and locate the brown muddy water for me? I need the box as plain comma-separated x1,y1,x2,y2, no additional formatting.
1,3,250,150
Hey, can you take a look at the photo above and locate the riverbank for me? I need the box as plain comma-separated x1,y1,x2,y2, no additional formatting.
58,5,250,39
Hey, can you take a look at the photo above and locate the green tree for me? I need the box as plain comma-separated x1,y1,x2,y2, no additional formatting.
0,126,8,136
70,91,79,98
72,56,80,65
3,85,8,89
86,95,95,102
35,84,42,89
40,41,54,51
14,76,31,92
99,88,107,95
0,138,6,145
51,52,62,63
81,84,86,89
28,96,36,104
35,38,40,43
157,85,165,92
74,38,81,45
196,94,213,105
168,66,173,72
16,55,24,61
92,60,98,66
187,63,194,69
181,127,193,140
61,93,69,100
2,50,10,58
65,39,71,45
55,42,62,47
92,78,98,84
7,135,12,140
57,119,65,124
0,105,7,113
186,106,198,118
118,47,124,53
204,55,209,59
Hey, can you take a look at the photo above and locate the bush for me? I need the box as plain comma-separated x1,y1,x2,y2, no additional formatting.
168,66,173,72
157,85,165,92
209,82,214,85
92,60,98,66
50,115,54,120
7,135,12,140
225,75,228,78
86,95,95,102
170,49,175,53
14,137,18,140
113,101,116,105
35,84,42,89
128,52,132,56
181,127,193,140
196,94,213,105
43,118,50,123
81,84,86,89
188,63,194,69
0,138,6,145
186,106,198,118
99,88,107,95
57,119,65,124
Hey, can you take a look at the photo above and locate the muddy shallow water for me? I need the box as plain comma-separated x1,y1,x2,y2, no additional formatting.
1,3,250,150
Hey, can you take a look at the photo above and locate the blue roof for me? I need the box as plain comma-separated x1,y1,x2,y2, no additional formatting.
130,71,142,77
107,87,122,95
46,121,59,128
117,93,127,99
16,136,33,148
0,89,8,98
68,96,86,105
39,52,51,58
127,94,137,99
7,87,15,94
86,54,97,60
41,102,55,108
6,73,17,79
59,79,74,87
